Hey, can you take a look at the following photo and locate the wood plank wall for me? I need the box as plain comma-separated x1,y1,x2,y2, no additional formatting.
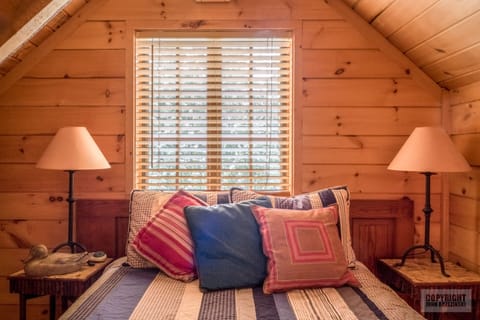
449,80,480,273
0,0,442,318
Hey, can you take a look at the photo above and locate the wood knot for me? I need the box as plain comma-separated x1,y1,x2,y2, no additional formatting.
182,20,206,29
334,68,345,75
96,176,104,182
105,89,111,98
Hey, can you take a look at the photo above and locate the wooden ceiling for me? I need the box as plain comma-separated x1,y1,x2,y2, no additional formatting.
0,0,479,91
342,0,480,90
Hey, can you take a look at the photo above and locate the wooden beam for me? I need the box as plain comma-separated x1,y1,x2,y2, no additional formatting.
0,0,71,64
0,0,107,97
323,0,442,100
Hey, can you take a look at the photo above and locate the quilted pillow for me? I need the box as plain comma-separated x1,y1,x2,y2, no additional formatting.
191,191,231,205
126,190,173,268
231,185,356,267
132,190,208,281
184,197,272,291
251,205,360,294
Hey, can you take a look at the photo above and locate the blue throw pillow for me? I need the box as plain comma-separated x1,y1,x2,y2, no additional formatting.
184,197,272,291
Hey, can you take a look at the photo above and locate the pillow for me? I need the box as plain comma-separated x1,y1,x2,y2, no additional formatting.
126,190,173,268
126,190,230,268
251,205,360,294
231,185,356,267
191,191,231,205
132,190,208,281
184,198,272,291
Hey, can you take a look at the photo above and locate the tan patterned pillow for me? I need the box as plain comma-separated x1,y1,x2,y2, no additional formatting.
126,190,173,268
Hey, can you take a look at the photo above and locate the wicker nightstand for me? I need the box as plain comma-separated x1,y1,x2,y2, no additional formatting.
8,258,112,320
377,258,480,320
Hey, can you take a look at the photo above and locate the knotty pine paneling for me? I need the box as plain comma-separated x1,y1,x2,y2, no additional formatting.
302,107,441,136
449,79,480,272
302,49,409,78
302,135,405,164
56,21,127,49
453,133,480,166
26,49,126,78
301,164,442,194
302,20,374,49
302,78,441,107
449,224,479,266
0,0,446,316
371,0,437,38
450,194,480,232
451,101,480,134
0,106,125,135
450,81,480,105
423,45,480,83
87,0,336,21
405,11,480,68
0,164,124,193
0,79,125,106
0,135,124,164
387,0,480,52
0,193,67,220
0,220,66,250
440,70,480,90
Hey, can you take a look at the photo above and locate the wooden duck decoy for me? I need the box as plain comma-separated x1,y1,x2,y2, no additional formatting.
23,244,89,277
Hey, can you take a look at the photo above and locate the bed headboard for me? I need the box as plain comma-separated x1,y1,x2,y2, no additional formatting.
76,197,413,273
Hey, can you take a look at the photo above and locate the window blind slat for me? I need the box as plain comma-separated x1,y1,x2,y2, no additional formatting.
135,33,291,191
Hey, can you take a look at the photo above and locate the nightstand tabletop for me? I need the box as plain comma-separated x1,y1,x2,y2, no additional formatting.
9,258,112,297
379,258,480,285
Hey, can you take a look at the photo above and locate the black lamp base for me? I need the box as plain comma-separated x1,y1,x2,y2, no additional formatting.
394,244,450,277
394,172,450,277
52,241,86,253
53,170,88,254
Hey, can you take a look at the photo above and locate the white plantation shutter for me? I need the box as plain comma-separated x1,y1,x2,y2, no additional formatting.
135,32,291,191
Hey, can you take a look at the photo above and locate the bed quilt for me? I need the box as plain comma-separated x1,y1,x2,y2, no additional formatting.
60,259,424,320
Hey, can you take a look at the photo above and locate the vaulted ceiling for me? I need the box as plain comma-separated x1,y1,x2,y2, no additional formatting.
0,0,479,91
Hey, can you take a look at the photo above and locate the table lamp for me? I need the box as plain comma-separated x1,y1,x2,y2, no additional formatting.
388,126,471,276
37,127,111,253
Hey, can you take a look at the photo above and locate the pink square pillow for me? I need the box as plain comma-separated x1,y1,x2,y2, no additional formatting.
132,190,207,281
251,205,360,293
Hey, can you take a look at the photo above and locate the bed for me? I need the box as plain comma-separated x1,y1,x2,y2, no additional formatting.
61,186,424,319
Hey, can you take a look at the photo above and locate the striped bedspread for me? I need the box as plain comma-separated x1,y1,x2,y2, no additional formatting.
61,259,424,320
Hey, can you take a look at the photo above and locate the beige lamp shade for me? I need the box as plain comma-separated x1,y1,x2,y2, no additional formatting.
388,126,471,173
37,127,111,170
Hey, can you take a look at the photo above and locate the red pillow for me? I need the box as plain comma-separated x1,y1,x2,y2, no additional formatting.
132,190,207,281
251,205,360,293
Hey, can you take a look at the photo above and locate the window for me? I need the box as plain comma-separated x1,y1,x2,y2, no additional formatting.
135,32,291,191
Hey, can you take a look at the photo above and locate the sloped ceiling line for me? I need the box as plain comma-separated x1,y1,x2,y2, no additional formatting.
0,0,72,65
0,0,108,97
